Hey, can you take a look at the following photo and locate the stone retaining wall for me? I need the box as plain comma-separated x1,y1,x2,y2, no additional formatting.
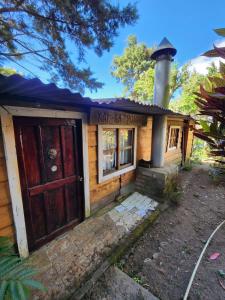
135,165,178,200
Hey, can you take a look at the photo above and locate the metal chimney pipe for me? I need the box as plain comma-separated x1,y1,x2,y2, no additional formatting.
151,38,177,167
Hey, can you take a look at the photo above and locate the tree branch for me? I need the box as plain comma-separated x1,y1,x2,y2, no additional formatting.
0,49,48,56
14,39,54,63
2,54,37,77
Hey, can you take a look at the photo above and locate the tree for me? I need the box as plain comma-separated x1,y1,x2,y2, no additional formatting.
170,64,219,115
111,35,154,98
0,66,17,76
132,67,155,101
170,70,205,114
111,35,188,102
0,0,138,93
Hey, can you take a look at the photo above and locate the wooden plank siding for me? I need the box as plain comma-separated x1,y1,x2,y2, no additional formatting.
186,121,195,159
88,117,152,211
164,118,184,165
137,117,152,161
0,126,15,239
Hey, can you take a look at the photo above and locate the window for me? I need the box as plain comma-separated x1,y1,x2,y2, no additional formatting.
102,129,117,175
167,126,180,150
119,129,134,167
99,126,137,182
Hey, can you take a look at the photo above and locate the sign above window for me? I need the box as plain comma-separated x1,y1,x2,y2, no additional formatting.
90,108,147,126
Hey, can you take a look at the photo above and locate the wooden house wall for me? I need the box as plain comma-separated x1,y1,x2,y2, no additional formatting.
137,117,152,161
88,117,153,212
164,118,184,166
0,126,15,239
186,123,194,159
0,114,194,238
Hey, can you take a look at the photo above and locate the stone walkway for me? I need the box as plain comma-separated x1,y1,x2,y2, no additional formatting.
30,192,159,299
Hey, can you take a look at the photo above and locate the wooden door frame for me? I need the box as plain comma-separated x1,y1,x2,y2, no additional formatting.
0,105,90,258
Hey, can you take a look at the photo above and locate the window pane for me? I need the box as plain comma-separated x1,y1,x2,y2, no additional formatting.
169,128,179,148
102,129,117,174
103,129,117,150
120,129,133,148
120,149,132,166
103,151,117,175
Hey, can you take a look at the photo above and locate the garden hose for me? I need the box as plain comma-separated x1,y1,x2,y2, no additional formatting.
183,219,225,300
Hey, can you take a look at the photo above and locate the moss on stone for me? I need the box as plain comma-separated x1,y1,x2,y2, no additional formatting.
108,208,160,264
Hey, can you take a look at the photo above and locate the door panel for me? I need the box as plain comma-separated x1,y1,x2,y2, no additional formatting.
45,187,66,233
14,117,84,251
21,126,41,187
42,126,63,182
30,194,46,240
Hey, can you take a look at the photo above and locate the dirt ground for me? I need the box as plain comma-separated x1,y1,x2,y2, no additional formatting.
121,165,225,300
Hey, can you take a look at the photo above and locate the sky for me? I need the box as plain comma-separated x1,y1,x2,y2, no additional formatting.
6,0,225,98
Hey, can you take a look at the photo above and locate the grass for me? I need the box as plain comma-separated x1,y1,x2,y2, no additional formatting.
182,159,193,171
132,275,144,285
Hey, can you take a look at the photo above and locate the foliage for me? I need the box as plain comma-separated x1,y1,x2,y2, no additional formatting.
208,166,225,184
0,67,17,76
170,63,220,115
163,175,182,205
0,0,138,93
194,28,225,165
191,138,209,162
0,236,45,300
170,70,205,115
132,275,144,285
132,67,155,101
111,35,187,102
182,159,193,171
111,35,154,98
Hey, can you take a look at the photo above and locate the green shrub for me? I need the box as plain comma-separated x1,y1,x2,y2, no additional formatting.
163,175,182,205
0,237,45,300
182,160,193,171
209,165,225,185
192,138,209,162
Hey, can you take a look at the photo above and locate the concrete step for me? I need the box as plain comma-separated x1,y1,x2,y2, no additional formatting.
83,266,159,300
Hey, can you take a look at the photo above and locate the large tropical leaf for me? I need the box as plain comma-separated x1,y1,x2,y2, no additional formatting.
0,237,45,300
214,28,225,37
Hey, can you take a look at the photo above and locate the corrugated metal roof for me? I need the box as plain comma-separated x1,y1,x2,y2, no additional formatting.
0,74,186,117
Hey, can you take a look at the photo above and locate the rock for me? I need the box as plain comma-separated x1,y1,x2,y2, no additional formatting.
144,258,152,263
193,193,200,198
152,253,160,260
160,241,168,248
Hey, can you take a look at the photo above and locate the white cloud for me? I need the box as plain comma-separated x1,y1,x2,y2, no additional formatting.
188,39,225,74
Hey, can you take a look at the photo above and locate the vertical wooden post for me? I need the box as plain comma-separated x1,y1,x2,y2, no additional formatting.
82,115,90,218
0,107,29,258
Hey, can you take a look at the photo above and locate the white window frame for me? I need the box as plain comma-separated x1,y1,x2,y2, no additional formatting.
167,125,181,151
0,105,90,258
98,125,137,183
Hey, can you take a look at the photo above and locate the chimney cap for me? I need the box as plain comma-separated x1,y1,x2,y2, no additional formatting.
151,37,177,60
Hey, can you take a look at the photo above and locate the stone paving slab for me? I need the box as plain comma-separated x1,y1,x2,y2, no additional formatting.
30,192,159,300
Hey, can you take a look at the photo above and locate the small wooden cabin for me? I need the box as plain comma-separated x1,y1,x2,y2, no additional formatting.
0,75,194,257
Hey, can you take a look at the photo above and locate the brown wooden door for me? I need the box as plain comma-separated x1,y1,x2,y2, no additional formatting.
14,117,84,251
